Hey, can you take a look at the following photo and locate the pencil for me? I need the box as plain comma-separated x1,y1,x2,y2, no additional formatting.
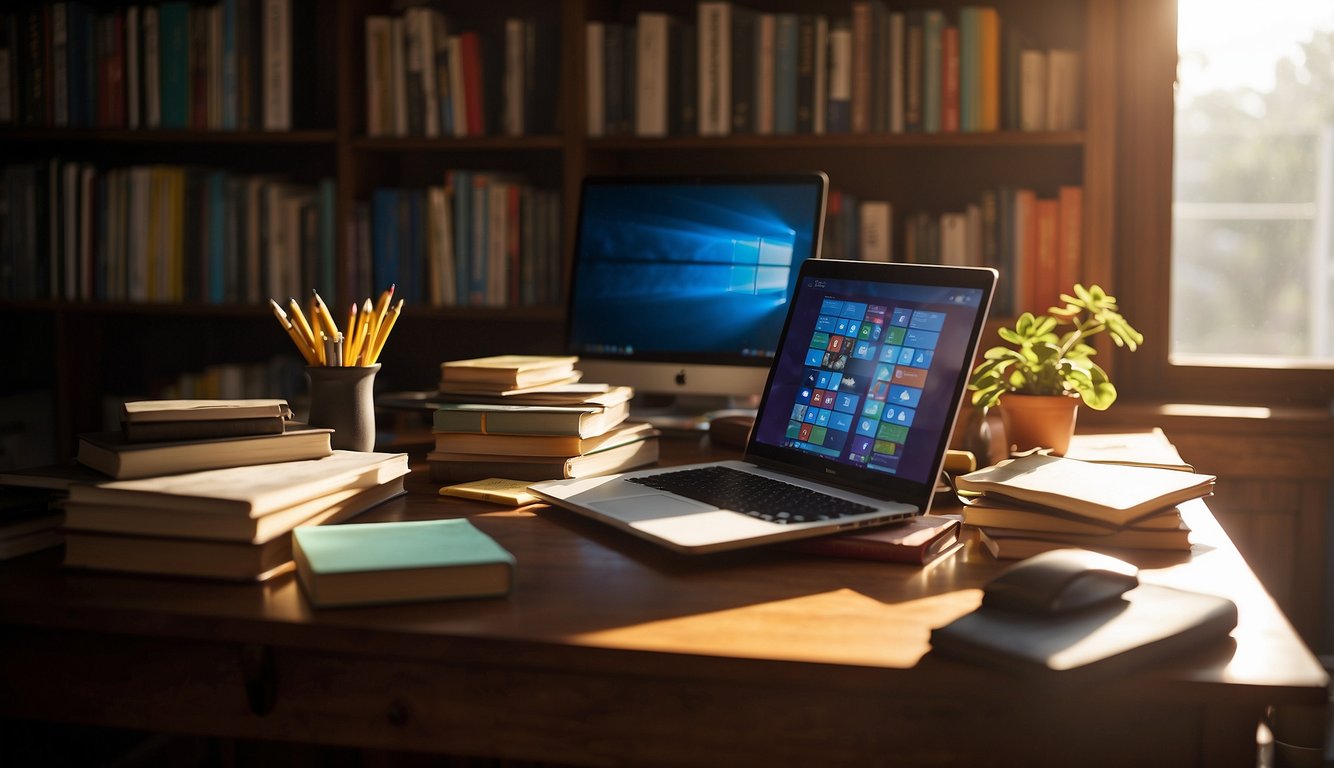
312,289,340,340
366,298,403,365
344,303,359,362
366,284,395,357
288,297,324,366
348,298,374,366
270,298,319,365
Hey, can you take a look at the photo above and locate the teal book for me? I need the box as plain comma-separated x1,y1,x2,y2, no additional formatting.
158,2,190,128
293,518,515,608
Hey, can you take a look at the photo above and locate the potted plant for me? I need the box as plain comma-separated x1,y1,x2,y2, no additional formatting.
967,284,1143,456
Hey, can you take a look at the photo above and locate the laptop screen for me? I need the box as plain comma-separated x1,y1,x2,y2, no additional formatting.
748,260,996,501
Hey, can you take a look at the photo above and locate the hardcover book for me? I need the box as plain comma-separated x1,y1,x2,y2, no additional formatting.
439,354,579,389
77,423,332,480
293,518,515,607
431,399,630,439
784,515,961,564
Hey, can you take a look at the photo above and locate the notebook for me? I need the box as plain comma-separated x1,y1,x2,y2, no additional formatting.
530,258,997,554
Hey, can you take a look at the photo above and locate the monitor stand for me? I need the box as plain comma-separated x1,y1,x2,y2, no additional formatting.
629,393,760,434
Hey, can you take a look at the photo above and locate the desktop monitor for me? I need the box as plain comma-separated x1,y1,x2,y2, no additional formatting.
565,173,828,424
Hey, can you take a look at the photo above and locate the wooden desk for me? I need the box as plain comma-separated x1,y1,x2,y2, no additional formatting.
0,436,1326,767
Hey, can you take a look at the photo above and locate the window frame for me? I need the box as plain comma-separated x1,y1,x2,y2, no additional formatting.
1114,0,1334,408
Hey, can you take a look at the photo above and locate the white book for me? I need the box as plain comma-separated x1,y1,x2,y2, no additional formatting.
143,5,161,129
261,0,291,131
126,5,140,129
503,17,523,137
858,200,892,262
939,212,968,266
635,12,670,137
364,16,391,137
697,1,732,136
585,21,605,137
812,15,828,134
888,11,905,134
755,13,775,135
68,451,411,519
446,34,466,138
1046,48,1082,130
1019,49,1047,132
828,23,851,120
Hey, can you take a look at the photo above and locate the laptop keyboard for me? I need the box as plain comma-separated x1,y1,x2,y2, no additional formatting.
627,466,877,524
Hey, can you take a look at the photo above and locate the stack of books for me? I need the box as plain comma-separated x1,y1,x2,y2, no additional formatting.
954,444,1216,560
59,399,409,581
0,463,110,561
428,356,660,484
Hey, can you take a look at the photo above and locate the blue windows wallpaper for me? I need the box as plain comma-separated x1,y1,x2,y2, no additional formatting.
568,181,823,362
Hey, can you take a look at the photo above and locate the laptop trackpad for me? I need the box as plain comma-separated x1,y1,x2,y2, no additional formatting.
587,494,713,524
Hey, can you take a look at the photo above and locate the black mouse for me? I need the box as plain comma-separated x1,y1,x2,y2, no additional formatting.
982,548,1139,615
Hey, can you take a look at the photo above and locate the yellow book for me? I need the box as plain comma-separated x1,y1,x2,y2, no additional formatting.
439,477,540,506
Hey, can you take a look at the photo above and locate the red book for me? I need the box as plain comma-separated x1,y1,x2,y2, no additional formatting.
941,25,960,132
1033,198,1060,312
460,31,486,136
783,516,963,564
1057,186,1083,303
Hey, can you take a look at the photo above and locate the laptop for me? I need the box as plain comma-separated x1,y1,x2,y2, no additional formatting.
529,258,997,554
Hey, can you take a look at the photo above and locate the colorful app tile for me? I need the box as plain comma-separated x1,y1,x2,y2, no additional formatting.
810,390,826,408
815,409,832,427
891,307,913,326
834,392,861,414
855,416,878,437
872,439,899,456
829,411,853,432
803,368,820,388
869,452,901,472
891,366,929,388
828,335,845,353
879,344,902,363
884,326,906,345
840,301,867,319
804,407,820,424
834,318,850,335
869,323,883,342
805,348,825,367
815,315,839,334
862,399,884,419
909,309,946,332
881,406,915,429
888,384,922,408
786,421,803,439
796,386,813,404
846,321,862,339
910,348,934,367
798,423,813,441
852,341,875,360
820,298,844,316
790,403,807,421
874,363,893,381
809,425,828,445
897,347,916,365
857,322,873,341
816,371,832,389
877,421,910,444
810,331,830,349
868,380,889,401
827,372,844,390
904,329,940,350
867,304,888,320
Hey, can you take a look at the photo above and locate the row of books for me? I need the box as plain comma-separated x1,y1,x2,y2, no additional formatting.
0,161,334,303
109,355,306,414
955,433,1215,560
428,356,660,486
365,9,557,138
588,3,1081,138
0,0,310,131
358,174,562,310
823,184,1083,317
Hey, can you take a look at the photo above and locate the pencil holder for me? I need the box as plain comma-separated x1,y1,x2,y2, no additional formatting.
306,364,380,452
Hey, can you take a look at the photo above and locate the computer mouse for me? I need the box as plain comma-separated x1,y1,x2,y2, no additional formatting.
982,548,1139,615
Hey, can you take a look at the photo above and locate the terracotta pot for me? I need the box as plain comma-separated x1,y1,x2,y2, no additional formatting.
999,393,1081,456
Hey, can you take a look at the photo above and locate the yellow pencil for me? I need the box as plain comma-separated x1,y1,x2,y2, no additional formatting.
312,289,340,339
344,303,359,360
269,298,319,365
288,297,324,366
366,298,403,365
348,298,374,366
366,284,395,355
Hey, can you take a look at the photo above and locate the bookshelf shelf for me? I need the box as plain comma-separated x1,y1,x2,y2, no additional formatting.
1,0,1118,463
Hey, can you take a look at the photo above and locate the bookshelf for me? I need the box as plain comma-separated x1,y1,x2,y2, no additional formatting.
0,0,1116,463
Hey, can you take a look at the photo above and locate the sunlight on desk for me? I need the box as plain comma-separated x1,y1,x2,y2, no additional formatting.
564,587,982,667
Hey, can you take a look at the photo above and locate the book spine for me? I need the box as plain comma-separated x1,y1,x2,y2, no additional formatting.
826,21,850,134
635,12,669,138
772,13,795,135
260,0,289,131
696,1,730,136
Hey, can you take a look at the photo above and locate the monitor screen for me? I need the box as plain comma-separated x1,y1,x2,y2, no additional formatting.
565,173,828,412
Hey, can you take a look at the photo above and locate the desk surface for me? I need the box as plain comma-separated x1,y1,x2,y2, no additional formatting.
0,435,1327,767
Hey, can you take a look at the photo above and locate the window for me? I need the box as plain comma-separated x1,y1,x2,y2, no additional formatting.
1173,0,1334,366
1116,0,1334,406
